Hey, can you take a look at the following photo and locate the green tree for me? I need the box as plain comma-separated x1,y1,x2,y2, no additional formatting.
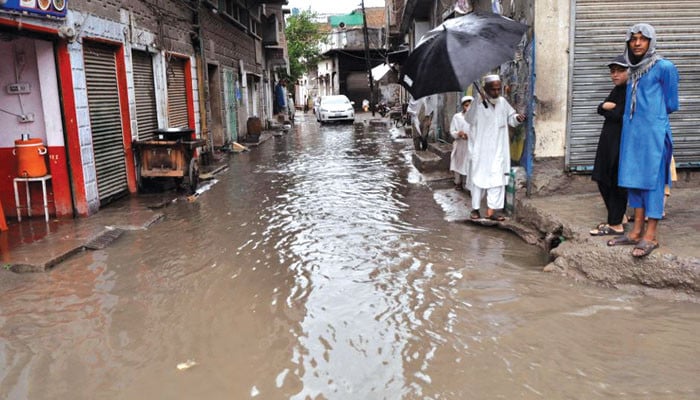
285,10,325,82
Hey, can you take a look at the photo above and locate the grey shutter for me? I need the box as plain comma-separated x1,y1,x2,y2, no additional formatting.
568,0,700,170
83,42,128,202
167,57,189,128
132,50,158,140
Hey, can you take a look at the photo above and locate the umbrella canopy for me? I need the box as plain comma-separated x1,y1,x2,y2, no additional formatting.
399,12,528,99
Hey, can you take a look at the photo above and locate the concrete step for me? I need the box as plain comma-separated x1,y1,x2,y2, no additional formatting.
412,150,444,173
427,142,452,160
368,119,389,129
420,142,451,171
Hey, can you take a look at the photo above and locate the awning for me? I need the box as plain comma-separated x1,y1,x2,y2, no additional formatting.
371,63,399,84
371,63,392,81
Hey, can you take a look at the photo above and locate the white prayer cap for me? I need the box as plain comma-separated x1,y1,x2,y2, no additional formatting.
460,95,474,104
483,74,501,83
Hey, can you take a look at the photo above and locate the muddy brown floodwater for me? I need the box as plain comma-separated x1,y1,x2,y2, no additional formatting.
1,113,699,399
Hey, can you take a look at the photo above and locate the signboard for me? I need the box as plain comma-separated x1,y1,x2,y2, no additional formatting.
1,0,67,19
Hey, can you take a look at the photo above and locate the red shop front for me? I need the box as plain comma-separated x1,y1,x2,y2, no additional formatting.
0,15,85,221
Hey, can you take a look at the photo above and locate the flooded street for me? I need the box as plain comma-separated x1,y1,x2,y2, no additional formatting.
1,113,699,399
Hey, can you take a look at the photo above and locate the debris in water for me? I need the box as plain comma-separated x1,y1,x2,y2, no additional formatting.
232,142,248,153
176,360,197,370
187,179,218,202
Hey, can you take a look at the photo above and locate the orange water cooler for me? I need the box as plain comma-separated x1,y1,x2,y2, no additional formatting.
13,136,48,178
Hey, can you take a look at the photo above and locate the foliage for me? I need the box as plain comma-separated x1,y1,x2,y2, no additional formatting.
285,10,326,82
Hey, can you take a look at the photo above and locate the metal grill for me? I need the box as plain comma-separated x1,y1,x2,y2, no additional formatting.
132,50,158,140
83,42,128,202
567,0,700,170
167,57,189,128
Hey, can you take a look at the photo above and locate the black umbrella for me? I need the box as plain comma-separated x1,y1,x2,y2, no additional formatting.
399,12,529,99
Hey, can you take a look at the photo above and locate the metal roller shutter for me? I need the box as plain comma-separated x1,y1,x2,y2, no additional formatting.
167,57,189,128
132,50,158,140
83,42,128,202
345,71,371,107
567,0,700,171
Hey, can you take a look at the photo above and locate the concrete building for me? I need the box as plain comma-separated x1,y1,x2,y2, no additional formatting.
315,7,386,107
388,0,700,181
0,0,289,219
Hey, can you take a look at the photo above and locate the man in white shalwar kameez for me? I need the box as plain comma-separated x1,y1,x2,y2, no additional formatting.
407,95,436,151
464,75,525,220
450,95,473,190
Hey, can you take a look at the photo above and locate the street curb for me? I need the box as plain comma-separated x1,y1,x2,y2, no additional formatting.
512,196,700,300
7,212,164,273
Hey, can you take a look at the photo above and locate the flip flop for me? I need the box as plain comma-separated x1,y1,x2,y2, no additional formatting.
632,239,659,258
488,214,505,221
607,235,639,247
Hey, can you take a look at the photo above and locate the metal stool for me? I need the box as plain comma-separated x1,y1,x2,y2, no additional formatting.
13,175,52,222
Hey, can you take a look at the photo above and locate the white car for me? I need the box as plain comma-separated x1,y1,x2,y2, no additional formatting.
317,95,355,124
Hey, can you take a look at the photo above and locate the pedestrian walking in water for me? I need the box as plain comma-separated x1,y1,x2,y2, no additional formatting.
275,79,288,120
607,23,679,257
407,96,436,151
464,75,525,221
590,55,629,236
450,95,473,191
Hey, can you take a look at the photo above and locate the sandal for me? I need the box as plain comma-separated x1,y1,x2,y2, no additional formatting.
470,209,481,220
607,235,639,247
488,213,505,221
589,224,624,236
632,239,659,258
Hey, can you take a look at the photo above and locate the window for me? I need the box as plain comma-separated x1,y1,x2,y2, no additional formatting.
221,0,249,30
250,19,260,37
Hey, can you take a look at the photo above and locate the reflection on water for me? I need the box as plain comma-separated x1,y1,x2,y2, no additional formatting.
0,114,699,399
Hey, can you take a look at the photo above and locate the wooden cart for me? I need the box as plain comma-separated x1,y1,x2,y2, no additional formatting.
134,138,205,194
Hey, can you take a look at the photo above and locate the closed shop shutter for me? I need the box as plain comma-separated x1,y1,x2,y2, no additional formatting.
167,57,189,128
345,71,371,107
568,0,700,170
83,42,128,202
131,50,158,140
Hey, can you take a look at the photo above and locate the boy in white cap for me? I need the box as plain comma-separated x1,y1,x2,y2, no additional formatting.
464,74,525,220
450,95,473,190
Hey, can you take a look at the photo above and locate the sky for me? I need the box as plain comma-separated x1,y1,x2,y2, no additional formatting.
286,0,385,16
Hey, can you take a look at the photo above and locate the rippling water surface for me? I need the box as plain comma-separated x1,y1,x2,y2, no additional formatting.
1,114,699,399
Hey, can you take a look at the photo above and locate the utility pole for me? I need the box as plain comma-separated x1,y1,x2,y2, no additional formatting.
361,0,375,116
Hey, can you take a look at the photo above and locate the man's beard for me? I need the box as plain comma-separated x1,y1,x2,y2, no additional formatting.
629,52,644,65
487,96,499,105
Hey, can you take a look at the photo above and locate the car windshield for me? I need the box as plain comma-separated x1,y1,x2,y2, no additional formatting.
322,96,350,105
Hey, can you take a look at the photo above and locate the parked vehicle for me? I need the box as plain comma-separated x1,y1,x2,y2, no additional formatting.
389,103,410,127
317,95,355,124
376,102,390,117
